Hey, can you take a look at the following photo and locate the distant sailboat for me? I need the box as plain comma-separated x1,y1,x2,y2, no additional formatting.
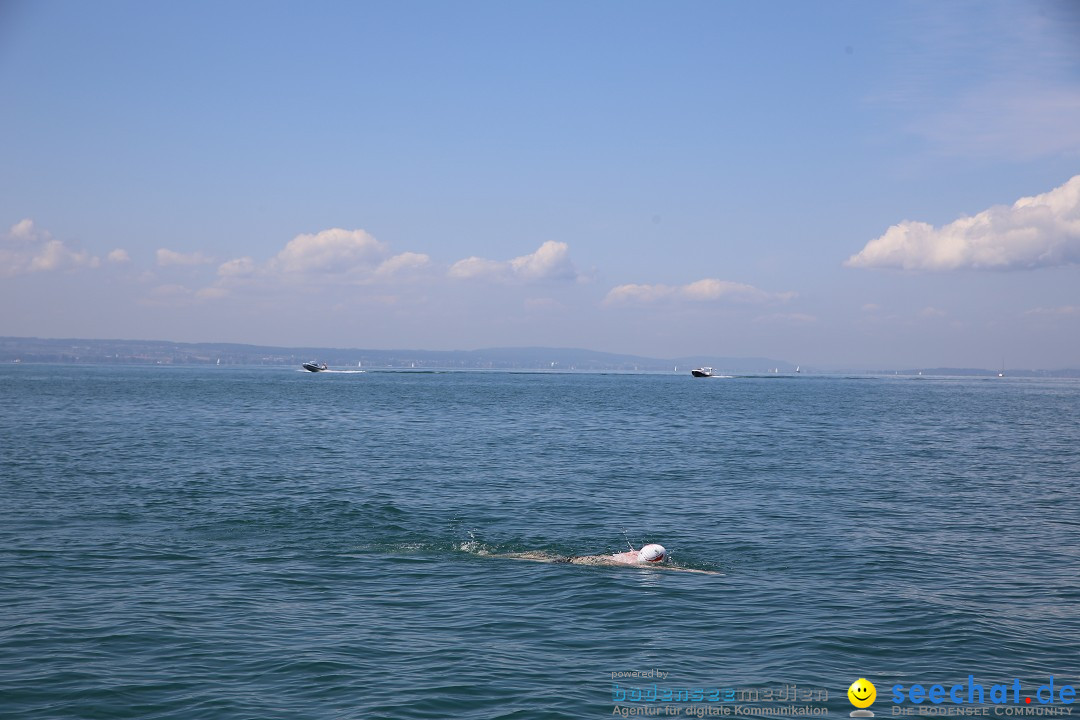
795,365,800,374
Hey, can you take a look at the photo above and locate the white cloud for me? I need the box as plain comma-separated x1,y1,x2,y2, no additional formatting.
217,256,256,278
376,252,430,277
449,241,581,283
157,248,213,267
603,283,672,305
30,240,100,272
1025,305,1079,316
846,175,1080,271
920,306,947,317
509,241,578,281
210,229,428,295
604,278,794,306
682,278,793,303
268,228,385,274
107,249,130,263
1,219,100,276
448,256,508,280
9,219,36,240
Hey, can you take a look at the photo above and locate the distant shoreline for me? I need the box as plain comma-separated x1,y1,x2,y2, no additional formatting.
1,336,1077,377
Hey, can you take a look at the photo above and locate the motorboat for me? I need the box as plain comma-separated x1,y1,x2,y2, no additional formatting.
691,367,714,377
302,362,328,372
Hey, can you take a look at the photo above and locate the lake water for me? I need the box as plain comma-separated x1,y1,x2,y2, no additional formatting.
1,366,1078,719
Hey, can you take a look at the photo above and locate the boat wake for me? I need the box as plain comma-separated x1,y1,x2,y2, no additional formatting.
295,369,366,374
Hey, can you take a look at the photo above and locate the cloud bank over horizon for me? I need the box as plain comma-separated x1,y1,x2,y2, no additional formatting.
846,175,1080,271
3,219,787,319
604,278,794,306
157,248,213,267
212,228,432,290
1,219,102,276
449,241,583,283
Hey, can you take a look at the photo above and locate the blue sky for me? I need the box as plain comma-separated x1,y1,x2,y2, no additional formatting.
2,0,1079,368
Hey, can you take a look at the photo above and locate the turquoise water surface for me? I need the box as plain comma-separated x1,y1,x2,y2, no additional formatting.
1,366,1078,719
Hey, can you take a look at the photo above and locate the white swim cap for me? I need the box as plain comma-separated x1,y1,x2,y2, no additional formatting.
638,544,666,562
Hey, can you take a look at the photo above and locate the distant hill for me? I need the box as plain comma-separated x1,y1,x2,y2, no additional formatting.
865,367,1080,379
3,337,1077,376
0,336,793,373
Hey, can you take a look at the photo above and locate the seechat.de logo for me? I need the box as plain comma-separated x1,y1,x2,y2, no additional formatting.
890,676,1077,708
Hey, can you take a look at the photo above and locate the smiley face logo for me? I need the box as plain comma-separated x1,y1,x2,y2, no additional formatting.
848,678,876,709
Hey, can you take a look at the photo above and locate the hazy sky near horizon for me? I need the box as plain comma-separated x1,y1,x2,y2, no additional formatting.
2,0,1079,368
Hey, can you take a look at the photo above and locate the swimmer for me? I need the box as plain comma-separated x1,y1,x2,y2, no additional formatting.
495,542,720,575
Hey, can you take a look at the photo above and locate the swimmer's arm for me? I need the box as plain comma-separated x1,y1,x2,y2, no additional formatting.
492,551,574,563
660,566,723,575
